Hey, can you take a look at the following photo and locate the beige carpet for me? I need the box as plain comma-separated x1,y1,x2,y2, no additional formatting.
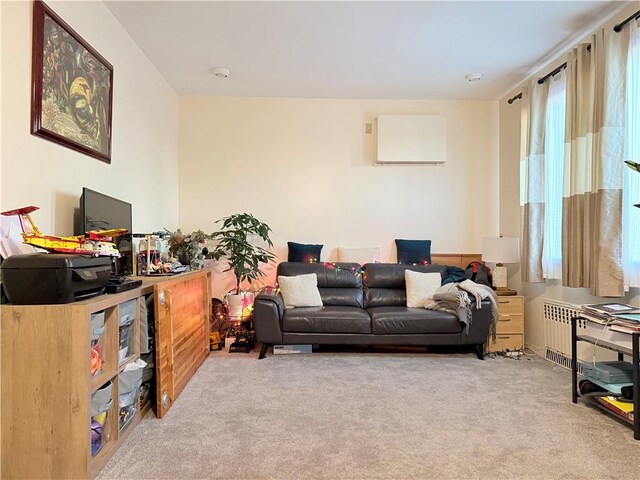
98,348,640,479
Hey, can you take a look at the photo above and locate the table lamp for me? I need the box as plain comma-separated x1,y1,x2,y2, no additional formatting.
482,235,520,296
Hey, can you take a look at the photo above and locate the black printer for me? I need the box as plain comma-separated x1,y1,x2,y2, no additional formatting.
1,254,112,304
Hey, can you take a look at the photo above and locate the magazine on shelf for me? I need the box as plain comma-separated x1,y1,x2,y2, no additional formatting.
583,303,639,315
580,312,611,325
593,396,634,423
609,323,640,334
613,312,640,323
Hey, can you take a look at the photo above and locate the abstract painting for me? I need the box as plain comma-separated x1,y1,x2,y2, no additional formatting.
31,1,113,163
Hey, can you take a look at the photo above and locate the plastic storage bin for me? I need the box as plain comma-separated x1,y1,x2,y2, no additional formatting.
118,299,136,362
90,312,106,378
90,381,113,457
118,360,144,431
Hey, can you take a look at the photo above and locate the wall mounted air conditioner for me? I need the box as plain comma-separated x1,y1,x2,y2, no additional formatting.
376,114,446,165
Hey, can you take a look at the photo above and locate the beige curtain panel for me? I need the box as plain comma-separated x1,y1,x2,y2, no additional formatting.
521,25,632,296
562,28,629,297
520,79,548,283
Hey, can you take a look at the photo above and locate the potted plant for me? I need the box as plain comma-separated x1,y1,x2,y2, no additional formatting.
167,229,209,266
208,213,276,317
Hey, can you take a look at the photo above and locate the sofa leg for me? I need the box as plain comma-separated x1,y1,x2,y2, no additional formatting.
258,343,269,359
474,344,485,360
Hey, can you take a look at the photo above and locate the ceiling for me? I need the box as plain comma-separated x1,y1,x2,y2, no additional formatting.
105,1,631,100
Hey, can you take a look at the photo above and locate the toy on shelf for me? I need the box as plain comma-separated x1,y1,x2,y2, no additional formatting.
1,206,125,257
136,234,186,275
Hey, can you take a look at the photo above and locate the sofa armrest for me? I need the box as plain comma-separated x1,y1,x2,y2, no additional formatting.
254,292,285,344
463,299,493,344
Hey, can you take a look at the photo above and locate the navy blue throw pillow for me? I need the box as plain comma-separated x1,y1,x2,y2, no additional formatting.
287,241,323,263
395,239,432,265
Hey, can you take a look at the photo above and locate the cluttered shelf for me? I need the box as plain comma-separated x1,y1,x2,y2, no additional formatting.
570,303,640,441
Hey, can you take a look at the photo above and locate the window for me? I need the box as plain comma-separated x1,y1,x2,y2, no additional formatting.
542,73,566,280
622,19,640,289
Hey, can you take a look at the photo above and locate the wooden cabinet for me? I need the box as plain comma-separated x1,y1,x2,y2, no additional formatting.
487,295,525,353
1,289,143,479
0,269,212,478
150,270,211,418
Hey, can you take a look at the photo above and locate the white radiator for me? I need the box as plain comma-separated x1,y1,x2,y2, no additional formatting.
542,299,586,372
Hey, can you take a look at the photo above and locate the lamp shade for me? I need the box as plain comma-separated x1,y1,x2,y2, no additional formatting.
482,236,520,264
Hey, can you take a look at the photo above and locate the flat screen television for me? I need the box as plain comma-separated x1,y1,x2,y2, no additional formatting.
76,188,133,277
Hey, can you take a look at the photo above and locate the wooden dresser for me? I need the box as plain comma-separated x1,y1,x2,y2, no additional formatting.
487,295,525,352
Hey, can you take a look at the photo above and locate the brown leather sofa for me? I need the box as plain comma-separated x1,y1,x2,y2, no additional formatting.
254,262,492,359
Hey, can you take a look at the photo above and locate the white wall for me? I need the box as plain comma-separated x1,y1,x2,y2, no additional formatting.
498,4,640,355
180,96,499,296
1,0,179,235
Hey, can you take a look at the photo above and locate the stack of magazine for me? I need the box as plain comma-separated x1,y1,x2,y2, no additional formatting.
581,303,640,348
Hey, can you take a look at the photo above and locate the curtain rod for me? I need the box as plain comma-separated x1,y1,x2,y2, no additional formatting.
507,11,637,106
507,92,522,104
537,44,591,85
614,9,640,32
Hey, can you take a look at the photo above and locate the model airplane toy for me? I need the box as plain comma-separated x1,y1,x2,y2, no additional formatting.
1,206,126,257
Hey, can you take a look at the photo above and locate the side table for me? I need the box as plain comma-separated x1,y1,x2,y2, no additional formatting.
487,295,525,352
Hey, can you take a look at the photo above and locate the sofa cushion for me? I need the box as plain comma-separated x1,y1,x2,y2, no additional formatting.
283,306,371,334
363,263,446,288
277,273,323,309
395,239,431,264
405,270,442,308
287,242,323,263
278,262,364,307
337,246,380,265
278,262,363,287
318,288,363,308
367,307,462,335
363,263,447,308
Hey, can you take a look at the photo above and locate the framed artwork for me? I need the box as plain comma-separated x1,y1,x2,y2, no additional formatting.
31,0,113,163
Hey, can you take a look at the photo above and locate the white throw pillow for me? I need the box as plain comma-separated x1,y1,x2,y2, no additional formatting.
405,270,442,308
277,273,323,309
337,247,381,265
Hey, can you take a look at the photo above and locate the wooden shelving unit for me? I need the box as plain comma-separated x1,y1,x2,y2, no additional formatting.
1,289,143,479
1,269,212,478
571,316,640,440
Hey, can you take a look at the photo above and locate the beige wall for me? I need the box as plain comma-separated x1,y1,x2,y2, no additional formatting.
179,96,500,296
498,4,640,355
0,0,179,235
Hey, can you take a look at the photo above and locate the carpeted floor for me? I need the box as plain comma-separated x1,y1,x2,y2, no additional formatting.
98,348,640,479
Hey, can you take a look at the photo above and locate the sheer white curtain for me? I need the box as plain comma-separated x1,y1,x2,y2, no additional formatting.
542,72,566,279
520,80,548,283
622,19,640,289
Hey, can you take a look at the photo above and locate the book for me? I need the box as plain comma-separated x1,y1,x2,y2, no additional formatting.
609,323,640,334
595,395,634,416
613,312,640,323
581,312,611,325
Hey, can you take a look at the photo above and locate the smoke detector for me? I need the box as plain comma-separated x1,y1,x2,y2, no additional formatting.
212,67,230,78
465,72,483,82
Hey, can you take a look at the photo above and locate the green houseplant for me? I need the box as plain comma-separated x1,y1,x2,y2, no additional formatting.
208,213,276,295
167,229,209,266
